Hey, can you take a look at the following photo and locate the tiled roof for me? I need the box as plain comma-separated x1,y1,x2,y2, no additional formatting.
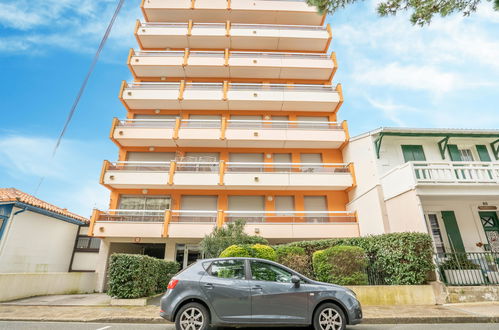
0,188,89,224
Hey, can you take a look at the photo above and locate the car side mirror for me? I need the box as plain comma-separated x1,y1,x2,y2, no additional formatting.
291,275,300,288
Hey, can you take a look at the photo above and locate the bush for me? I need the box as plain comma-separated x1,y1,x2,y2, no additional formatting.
313,246,368,285
219,244,254,258
275,246,312,277
252,244,277,261
107,254,179,299
200,219,268,258
276,232,435,285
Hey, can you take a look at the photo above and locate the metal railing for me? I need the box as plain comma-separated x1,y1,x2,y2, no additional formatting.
224,211,356,223
181,119,222,128
117,119,177,128
435,252,499,286
133,50,330,60
410,162,499,184
125,81,338,93
140,22,326,32
171,210,218,223
225,162,350,173
227,119,342,130
98,210,165,222
108,161,171,171
175,162,220,172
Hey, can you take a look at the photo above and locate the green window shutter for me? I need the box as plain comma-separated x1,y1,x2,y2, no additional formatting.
447,144,462,161
476,145,492,162
441,211,465,253
401,145,426,162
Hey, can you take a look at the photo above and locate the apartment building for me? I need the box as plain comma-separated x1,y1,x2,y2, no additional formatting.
344,127,499,254
89,0,358,290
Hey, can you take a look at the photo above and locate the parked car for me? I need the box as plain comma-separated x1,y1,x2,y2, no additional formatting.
160,257,362,330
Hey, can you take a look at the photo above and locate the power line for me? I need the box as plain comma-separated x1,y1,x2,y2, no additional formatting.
34,0,125,194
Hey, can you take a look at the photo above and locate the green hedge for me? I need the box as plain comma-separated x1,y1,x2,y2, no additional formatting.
275,246,312,277
107,254,179,299
313,246,368,285
276,233,435,285
219,244,276,261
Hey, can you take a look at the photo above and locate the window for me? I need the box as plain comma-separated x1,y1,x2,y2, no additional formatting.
119,196,171,211
250,261,293,283
459,149,474,161
426,214,446,254
275,196,294,216
401,145,426,162
210,260,246,279
75,236,101,252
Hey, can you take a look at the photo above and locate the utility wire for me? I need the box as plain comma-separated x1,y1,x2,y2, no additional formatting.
34,0,125,194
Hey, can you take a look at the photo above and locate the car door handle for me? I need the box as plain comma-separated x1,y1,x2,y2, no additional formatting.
252,286,263,291
203,283,214,289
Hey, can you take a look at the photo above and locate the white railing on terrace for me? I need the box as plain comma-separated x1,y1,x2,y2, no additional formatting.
140,22,326,31
99,210,165,222
125,81,337,92
409,162,499,184
97,210,356,224
227,120,341,130
225,162,350,173
225,211,356,223
117,119,177,128
117,118,342,130
134,50,329,60
107,161,350,173
108,161,171,171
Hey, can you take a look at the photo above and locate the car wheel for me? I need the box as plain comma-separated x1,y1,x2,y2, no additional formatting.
313,302,346,330
175,302,210,330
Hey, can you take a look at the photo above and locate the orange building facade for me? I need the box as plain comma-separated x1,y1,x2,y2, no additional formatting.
90,0,358,289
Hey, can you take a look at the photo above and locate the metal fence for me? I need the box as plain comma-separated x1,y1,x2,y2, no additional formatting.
434,252,499,286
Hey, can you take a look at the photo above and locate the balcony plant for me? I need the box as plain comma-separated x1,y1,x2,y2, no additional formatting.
440,254,485,285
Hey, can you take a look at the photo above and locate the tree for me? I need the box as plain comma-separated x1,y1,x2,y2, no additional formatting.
307,0,499,26
200,219,268,258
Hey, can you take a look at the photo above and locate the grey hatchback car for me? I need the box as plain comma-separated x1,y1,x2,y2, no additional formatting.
160,257,362,330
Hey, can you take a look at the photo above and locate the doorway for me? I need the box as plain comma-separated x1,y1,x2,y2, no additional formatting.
479,212,499,253
175,244,203,269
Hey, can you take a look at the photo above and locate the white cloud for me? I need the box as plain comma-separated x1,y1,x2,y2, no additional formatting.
365,97,423,126
0,134,112,216
0,0,138,54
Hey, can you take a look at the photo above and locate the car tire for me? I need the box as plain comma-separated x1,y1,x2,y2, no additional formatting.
175,302,210,330
313,302,346,330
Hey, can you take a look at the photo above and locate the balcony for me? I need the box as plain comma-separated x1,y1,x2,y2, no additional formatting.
381,161,499,199
120,81,343,112
136,22,331,52
90,209,358,239
141,0,324,26
129,50,336,82
100,161,354,191
111,118,347,148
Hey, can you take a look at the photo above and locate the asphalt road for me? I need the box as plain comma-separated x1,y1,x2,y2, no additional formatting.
1,322,499,330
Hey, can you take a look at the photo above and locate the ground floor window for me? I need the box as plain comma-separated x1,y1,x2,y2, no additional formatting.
75,236,101,252
425,213,446,254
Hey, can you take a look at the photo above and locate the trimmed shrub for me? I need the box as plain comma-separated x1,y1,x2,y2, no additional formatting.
252,244,277,261
275,232,435,285
107,254,179,299
219,244,254,258
200,219,268,258
313,246,368,285
275,246,312,277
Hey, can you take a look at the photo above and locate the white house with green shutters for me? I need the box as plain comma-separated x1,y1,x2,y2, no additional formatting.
343,127,499,254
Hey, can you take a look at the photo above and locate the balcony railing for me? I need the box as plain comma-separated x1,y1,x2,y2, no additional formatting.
108,161,171,172
412,162,499,184
224,211,356,223
225,162,350,173
435,252,499,286
95,210,356,224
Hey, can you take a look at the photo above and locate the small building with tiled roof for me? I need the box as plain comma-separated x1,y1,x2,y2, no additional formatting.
0,188,99,274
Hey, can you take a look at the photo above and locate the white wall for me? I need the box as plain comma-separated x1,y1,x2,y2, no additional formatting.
343,134,388,235
385,190,428,233
0,272,96,302
72,252,99,272
0,208,78,273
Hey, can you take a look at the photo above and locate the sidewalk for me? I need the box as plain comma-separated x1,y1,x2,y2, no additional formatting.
0,301,498,324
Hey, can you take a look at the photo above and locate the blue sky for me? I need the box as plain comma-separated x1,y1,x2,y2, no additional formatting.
0,0,498,217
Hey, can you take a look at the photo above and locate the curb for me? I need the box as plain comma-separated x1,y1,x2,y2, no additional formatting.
1,316,498,324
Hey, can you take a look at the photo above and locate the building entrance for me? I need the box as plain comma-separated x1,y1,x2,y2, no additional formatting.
175,244,203,269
